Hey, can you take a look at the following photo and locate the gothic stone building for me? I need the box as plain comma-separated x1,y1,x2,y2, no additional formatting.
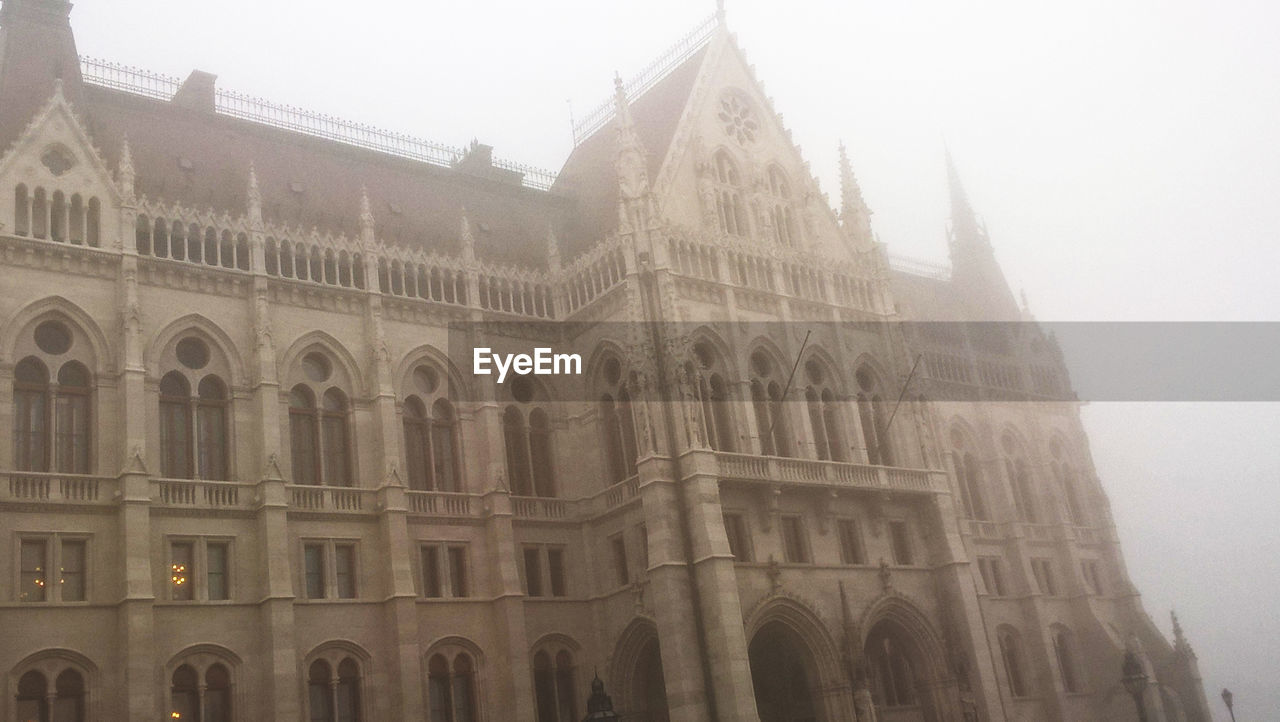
0,2,1212,721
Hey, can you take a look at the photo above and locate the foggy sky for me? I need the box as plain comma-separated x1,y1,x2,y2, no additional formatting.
70,0,1280,717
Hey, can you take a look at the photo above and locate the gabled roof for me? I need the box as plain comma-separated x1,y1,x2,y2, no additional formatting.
553,44,710,259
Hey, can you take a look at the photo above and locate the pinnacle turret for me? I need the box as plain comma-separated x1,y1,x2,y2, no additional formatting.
117,134,135,203
838,142,872,248
944,149,1018,319
359,185,375,246
246,162,262,227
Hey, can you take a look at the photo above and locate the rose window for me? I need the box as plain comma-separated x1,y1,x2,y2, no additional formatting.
719,93,758,146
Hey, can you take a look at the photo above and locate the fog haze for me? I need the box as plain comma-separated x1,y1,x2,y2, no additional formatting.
72,0,1280,717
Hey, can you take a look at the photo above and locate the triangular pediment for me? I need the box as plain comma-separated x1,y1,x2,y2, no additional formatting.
0,80,123,230
651,31,848,259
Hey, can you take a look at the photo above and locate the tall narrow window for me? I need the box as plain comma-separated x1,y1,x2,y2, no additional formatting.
160,372,193,479
15,184,30,236
14,357,49,472
309,660,333,722
431,400,460,491
1002,433,1038,522
888,521,913,565
207,542,229,601
837,519,866,565
196,376,229,480
870,635,917,707
304,543,326,600
447,546,468,598
170,541,194,601
554,651,577,722
723,512,752,562
16,671,47,721
451,654,476,722
55,362,91,473
336,658,361,722
61,539,86,602
856,366,894,466
780,516,809,563
335,544,356,599
998,630,1028,697
524,547,543,597
504,407,532,495
171,665,200,722
19,539,47,602
1053,630,1080,693
529,409,554,497
54,668,85,722
712,150,749,237
533,652,558,722
291,386,320,485
610,534,630,587
750,352,792,457
547,548,567,597
320,390,351,487
422,545,443,597
404,397,432,490
205,664,232,722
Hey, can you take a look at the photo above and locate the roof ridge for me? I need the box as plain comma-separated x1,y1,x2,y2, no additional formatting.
570,11,719,146
78,55,559,191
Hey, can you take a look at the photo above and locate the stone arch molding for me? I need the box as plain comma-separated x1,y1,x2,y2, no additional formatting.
8,648,100,721
278,330,367,398
744,594,844,688
145,313,248,389
394,343,472,402
0,295,113,372
607,616,661,709
857,591,950,681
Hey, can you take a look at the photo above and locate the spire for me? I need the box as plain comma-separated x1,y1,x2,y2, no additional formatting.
838,142,872,248
1172,610,1196,658
944,148,1018,319
946,146,985,246
613,72,653,231
246,162,262,227
359,185,375,245
117,134,135,203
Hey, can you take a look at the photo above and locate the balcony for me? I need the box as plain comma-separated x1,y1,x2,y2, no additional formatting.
153,478,256,511
713,452,947,494
1,471,116,506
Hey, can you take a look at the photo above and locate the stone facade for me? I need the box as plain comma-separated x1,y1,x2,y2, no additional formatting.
0,2,1212,721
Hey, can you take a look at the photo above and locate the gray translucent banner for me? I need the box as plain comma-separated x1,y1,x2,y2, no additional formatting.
441,322,1280,402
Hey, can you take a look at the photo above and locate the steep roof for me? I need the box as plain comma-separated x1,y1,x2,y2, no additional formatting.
553,44,709,259
78,85,568,267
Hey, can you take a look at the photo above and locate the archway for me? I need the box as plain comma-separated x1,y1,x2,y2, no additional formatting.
863,619,932,722
748,621,820,722
628,637,669,722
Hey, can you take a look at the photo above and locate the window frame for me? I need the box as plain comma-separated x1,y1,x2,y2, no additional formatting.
836,517,867,565
165,535,234,603
14,532,91,604
300,538,360,601
419,541,471,599
887,519,914,566
779,514,811,564
722,511,753,562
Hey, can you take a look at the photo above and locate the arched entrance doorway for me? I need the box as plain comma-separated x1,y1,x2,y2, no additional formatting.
863,619,931,722
748,621,820,722
629,637,669,722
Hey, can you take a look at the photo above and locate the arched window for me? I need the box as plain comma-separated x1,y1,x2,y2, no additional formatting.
1001,433,1038,522
998,628,1029,698
766,166,798,246
14,357,50,471
160,372,193,478
205,663,232,722
503,379,556,497
1052,628,1080,693
428,652,477,722
688,341,735,453
289,351,353,486
159,336,231,480
171,664,200,721
749,350,792,457
803,357,846,461
307,653,363,722
14,664,88,722
13,320,94,475
533,648,577,722
598,356,638,484
1051,439,1087,526
712,150,749,237
32,187,48,239
403,365,461,492
950,429,988,520
855,365,894,466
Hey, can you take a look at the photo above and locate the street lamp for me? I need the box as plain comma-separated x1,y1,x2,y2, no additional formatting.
1121,650,1149,722
1221,688,1236,722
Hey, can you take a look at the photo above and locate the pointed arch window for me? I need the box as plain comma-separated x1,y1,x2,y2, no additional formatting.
503,384,556,497
1001,433,1038,523
712,150,749,237
855,365,894,466
803,358,846,461
1052,628,1080,693
307,655,363,722
289,351,354,486
14,352,92,474
688,341,736,452
749,351,792,457
998,628,1029,698
598,356,638,484
428,652,477,722
950,430,989,520
766,166,798,246
1051,440,1087,526
869,635,917,707
404,396,461,492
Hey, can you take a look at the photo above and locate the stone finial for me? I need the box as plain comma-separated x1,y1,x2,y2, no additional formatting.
117,134,135,202
1171,610,1195,658
838,141,872,248
247,162,263,227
